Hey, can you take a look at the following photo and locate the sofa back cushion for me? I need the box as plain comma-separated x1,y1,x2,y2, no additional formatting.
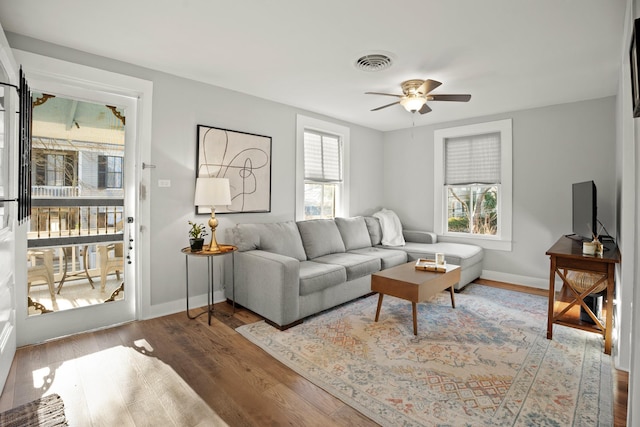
297,219,346,259
233,221,307,261
364,216,383,246
335,217,372,250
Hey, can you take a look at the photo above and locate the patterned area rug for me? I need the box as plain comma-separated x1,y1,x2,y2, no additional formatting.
237,285,612,426
0,394,67,427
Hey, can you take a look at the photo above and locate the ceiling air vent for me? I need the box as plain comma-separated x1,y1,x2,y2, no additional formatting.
355,54,393,72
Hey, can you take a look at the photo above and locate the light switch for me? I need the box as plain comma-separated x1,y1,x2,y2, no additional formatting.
158,179,171,188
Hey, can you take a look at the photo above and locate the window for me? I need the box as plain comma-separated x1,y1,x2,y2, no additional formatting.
46,154,65,186
98,155,123,189
33,150,76,187
296,115,349,220
434,119,512,251
303,130,342,219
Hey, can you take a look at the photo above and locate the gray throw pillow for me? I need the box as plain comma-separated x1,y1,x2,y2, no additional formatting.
335,217,372,250
364,217,383,246
297,219,346,259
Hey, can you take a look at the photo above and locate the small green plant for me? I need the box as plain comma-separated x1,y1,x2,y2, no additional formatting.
188,221,208,239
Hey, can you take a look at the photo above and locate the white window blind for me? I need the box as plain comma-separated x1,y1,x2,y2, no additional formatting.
445,132,501,185
304,130,342,182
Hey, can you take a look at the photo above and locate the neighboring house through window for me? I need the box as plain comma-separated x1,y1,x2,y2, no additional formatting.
434,119,512,251
296,115,350,220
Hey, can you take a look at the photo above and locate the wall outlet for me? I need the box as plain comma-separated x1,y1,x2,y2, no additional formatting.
158,179,171,188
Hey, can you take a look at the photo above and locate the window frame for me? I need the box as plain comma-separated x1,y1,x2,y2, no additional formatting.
98,155,124,189
433,119,512,251
296,115,350,221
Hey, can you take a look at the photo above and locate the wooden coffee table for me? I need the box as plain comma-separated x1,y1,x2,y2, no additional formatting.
371,261,460,335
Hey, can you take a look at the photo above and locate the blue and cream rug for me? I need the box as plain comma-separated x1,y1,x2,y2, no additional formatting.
237,284,612,426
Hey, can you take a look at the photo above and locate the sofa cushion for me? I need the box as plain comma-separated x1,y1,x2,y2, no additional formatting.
403,230,437,244
372,208,405,246
364,216,383,246
234,221,307,261
312,253,380,281
297,219,346,259
299,261,347,296
335,217,372,250
349,247,408,269
402,242,483,268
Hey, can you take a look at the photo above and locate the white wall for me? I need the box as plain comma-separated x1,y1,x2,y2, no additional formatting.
382,98,617,287
5,33,386,313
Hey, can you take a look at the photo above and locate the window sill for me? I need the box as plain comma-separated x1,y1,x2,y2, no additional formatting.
438,234,512,251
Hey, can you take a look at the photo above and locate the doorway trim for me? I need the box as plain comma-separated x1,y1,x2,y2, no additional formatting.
13,49,153,345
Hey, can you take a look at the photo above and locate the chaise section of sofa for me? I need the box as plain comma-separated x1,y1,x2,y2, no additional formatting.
364,220,484,290
226,215,483,329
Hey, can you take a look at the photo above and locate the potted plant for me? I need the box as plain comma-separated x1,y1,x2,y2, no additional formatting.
188,221,208,251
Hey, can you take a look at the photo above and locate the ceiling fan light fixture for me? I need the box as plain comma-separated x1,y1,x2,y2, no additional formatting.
400,96,426,113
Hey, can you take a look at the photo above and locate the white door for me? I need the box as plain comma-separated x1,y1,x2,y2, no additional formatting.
0,33,18,390
14,51,150,344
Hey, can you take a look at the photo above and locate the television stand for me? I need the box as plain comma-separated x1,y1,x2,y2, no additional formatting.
546,235,620,355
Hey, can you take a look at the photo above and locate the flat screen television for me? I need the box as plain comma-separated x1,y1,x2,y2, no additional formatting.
572,181,597,241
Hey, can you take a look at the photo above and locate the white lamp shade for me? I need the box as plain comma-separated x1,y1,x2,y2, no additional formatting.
400,96,427,112
194,177,232,207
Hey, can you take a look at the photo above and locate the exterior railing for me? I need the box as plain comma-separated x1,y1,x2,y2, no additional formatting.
28,198,124,247
32,185,80,198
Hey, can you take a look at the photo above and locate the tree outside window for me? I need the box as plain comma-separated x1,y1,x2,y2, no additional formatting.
447,185,498,235
33,151,76,187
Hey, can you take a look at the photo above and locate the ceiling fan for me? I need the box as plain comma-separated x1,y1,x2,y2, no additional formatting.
366,79,471,114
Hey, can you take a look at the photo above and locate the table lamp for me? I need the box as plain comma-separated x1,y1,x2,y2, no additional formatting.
194,177,231,252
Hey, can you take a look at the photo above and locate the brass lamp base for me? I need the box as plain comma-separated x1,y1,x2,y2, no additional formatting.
207,208,221,252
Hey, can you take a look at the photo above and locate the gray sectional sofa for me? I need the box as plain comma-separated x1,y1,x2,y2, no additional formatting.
225,216,483,329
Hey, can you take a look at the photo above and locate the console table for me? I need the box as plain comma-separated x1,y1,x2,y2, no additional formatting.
546,236,620,354
181,244,237,325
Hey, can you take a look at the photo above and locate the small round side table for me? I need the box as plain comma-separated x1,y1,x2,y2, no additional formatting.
181,244,237,325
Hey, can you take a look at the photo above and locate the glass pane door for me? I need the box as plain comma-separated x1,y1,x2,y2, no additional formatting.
27,93,127,314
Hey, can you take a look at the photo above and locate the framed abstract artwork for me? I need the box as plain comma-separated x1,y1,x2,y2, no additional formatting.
631,18,640,118
196,125,272,214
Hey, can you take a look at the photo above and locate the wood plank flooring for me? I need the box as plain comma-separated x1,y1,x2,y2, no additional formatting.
0,282,629,426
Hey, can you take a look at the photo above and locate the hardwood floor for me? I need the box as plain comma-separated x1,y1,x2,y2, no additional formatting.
0,282,629,426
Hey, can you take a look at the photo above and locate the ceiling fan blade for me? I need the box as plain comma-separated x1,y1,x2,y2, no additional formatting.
428,94,471,102
417,79,442,95
418,104,432,115
371,101,400,111
365,92,403,98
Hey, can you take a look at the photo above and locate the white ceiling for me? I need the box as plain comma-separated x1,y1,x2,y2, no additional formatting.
0,0,628,131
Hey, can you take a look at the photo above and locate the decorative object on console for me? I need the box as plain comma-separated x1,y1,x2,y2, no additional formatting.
197,125,272,213
187,220,207,252
194,178,231,252
365,78,471,114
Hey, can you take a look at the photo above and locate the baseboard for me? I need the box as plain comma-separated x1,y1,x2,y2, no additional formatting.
481,269,561,291
142,290,227,320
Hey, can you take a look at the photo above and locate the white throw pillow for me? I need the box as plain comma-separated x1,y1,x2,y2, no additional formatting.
372,208,405,246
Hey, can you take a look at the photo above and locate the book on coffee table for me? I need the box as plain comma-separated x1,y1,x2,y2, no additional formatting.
414,258,446,272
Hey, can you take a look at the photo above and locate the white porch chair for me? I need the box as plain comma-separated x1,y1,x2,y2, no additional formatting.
27,249,56,300
97,243,124,291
